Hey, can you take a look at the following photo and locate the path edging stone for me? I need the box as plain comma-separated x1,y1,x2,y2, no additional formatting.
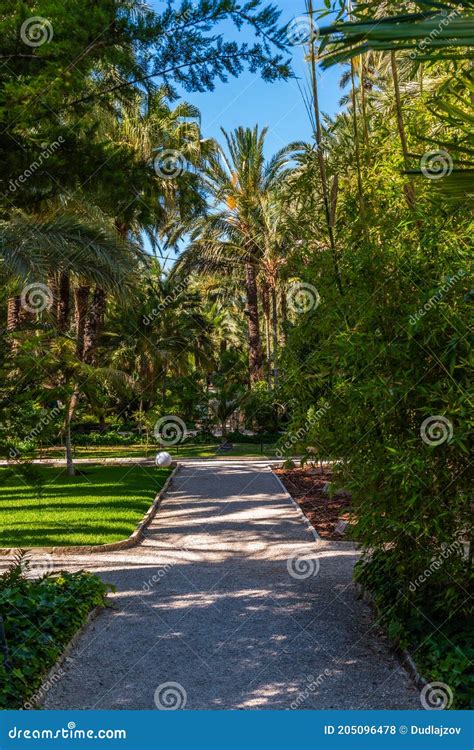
29,604,104,709
269,467,322,543
355,582,428,691
0,464,180,556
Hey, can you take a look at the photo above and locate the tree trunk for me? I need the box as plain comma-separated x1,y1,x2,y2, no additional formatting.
280,289,288,346
271,286,279,385
245,261,263,383
57,271,70,333
6,297,21,332
74,285,90,360
261,282,271,385
64,389,80,476
83,286,106,365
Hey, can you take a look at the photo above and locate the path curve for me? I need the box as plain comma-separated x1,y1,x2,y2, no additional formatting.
41,461,420,710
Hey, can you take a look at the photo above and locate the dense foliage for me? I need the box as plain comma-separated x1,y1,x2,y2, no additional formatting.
275,0,473,707
0,557,110,709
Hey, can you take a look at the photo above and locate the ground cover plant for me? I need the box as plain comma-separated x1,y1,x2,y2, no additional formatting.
0,555,110,709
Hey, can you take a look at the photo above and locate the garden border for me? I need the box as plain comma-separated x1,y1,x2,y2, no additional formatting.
27,604,104,710
355,582,428,692
0,464,180,556
270,467,322,543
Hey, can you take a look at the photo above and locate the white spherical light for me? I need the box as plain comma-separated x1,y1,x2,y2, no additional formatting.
155,451,172,468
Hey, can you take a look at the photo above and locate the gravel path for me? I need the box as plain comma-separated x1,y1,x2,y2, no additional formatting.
40,461,420,710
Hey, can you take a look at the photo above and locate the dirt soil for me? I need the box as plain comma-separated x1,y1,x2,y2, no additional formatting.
275,467,353,540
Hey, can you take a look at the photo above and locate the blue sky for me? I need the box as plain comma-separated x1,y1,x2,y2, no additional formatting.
180,1,343,153
149,0,343,150
148,1,343,263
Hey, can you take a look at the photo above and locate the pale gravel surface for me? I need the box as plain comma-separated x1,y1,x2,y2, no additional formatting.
19,461,420,710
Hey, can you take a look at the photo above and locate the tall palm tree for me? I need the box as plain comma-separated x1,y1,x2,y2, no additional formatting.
1,209,142,474
108,264,214,413
177,125,299,382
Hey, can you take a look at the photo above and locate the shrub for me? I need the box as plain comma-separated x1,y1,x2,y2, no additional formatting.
0,557,111,709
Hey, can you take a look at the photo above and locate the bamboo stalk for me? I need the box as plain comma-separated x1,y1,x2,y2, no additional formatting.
307,0,344,297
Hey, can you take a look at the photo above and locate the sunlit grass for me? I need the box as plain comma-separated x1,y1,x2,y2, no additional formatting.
40,443,279,459
0,465,171,548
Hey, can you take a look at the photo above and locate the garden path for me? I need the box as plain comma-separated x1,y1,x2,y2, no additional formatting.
39,461,420,709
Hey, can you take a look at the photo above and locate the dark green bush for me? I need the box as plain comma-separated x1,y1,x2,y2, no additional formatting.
72,431,139,447
279,143,472,707
355,551,473,708
0,562,110,709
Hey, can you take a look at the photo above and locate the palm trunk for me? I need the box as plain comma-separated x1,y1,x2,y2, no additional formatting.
7,297,21,332
271,286,279,385
261,283,272,386
57,271,70,332
245,261,263,383
64,388,80,476
83,286,106,364
74,285,90,360
280,289,288,346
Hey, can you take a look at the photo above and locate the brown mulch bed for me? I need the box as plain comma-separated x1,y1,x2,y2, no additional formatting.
275,467,353,540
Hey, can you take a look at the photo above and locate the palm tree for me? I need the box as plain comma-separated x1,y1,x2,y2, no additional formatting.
177,125,299,382
108,263,214,413
0,209,142,474
1,210,140,333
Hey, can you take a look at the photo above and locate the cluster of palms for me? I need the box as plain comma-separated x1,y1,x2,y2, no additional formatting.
0,86,215,473
1,109,305,472
176,126,304,385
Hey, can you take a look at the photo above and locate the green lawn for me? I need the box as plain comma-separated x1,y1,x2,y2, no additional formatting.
0,465,171,548
40,442,279,459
